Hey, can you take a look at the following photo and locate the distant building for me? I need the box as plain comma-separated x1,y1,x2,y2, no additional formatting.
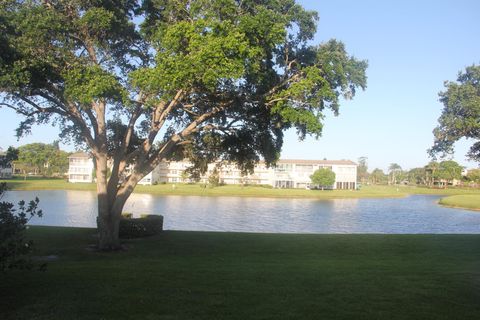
149,159,357,189
0,148,13,179
67,155,358,189
68,152,94,183
137,165,163,185
269,159,357,189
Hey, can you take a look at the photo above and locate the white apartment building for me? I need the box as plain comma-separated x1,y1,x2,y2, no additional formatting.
151,159,357,189
270,159,357,189
138,165,163,185
67,156,358,189
68,152,94,183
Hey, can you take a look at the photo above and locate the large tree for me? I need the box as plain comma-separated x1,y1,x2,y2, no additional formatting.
430,64,480,162
0,0,367,249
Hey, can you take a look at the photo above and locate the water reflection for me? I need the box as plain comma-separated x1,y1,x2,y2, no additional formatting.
3,191,480,234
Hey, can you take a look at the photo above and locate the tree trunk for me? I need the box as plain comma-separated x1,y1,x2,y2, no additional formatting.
94,153,144,250
95,154,122,250
97,209,121,250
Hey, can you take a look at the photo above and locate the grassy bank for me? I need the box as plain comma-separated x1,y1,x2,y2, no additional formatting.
439,195,480,211
1,227,479,319
2,177,480,199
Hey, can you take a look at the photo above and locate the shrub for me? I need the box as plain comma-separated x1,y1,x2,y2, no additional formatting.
119,215,163,239
208,168,220,187
0,183,43,271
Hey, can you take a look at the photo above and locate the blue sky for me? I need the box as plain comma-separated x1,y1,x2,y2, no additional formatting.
1,0,479,171
281,0,480,171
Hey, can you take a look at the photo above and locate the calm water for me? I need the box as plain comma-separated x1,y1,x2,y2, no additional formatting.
3,190,480,233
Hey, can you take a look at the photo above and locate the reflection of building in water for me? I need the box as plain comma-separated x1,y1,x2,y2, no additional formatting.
330,198,360,213
323,198,361,233
124,194,155,216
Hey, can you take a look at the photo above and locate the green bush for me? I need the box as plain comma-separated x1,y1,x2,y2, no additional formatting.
0,182,44,271
119,215,163,239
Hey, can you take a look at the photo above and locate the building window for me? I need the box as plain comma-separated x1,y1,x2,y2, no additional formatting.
275,164,293,172
296,165,313,172
275,180,294,188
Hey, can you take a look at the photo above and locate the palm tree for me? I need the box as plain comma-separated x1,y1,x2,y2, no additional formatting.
388,163,402,185
424,161,439,187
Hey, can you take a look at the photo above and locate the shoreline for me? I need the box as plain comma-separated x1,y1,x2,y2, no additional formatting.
2,178,480,206
438,195,480,212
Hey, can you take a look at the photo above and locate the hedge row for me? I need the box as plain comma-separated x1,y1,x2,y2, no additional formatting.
119,214,163,239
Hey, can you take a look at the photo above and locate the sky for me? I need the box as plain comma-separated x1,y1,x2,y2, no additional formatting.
1,0,479,172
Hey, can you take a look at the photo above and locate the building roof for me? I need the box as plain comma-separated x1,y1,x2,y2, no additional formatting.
276,159,357,166
68,152,92,159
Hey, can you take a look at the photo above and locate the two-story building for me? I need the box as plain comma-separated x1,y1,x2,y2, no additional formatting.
150,159,357,189
67,152,94,183
67,155,358,189
271,159,357,189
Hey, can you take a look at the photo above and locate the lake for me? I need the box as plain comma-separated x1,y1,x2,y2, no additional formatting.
3,190,480,233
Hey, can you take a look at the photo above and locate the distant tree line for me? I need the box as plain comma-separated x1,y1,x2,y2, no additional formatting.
357,157,477,188
2,142,70,178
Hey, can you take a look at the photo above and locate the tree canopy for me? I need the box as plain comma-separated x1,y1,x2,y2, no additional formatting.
370,168,387,185
0,146,18,167
388,163,402,184
357,156,368,184
16,142,69,176
435,160,463,183
310,168,335,189
430,64,480,162
0,0,367,249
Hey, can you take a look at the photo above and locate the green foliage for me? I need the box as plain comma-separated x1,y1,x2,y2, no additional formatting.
310,168,335,189
208,168,221,187
435,160,463,182
0,182,43,271
0,0,368,174
64,64,128,105
17,143,69,176
430,64,480,162
388,163,403,184
357,156,368,183
119,214,163,239
407,167,427,185
0,0,367,161
0,0,367,248
0,146,18,167
466,169,480,183
370,168,387,185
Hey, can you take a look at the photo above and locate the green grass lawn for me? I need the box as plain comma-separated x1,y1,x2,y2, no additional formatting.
2,177,480,200
439,195,480,211
1,227,480,319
